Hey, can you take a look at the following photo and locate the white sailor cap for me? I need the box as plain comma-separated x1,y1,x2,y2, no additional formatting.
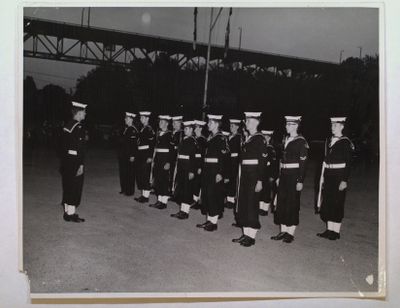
244,112,262,119
183,120,195,126
158,115,171,120
229,119,241,124
330,117,346,123
125,112,136,118
285,116,302,123
207,114,223,121
172,116,183,121
222,131,230,136
261,130,274,135
194,120,206,126
139,111,151,116
72,101,87,109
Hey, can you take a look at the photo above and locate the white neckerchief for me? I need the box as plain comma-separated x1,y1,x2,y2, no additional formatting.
330,135,342,147
284,135,297,149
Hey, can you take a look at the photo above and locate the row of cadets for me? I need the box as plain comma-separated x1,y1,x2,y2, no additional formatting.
259,130,278,216
170,115,184,194
271,116,309,243
316,117,355,240
117,112,139,196
196,114,231,232
191,120,207,210
225,118,243,209
60,101,87,223
232,112,268,247
170,120,199,219
149,115,175,209
134,111,156,203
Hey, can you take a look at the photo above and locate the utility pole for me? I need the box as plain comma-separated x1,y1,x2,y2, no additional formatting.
238,27,242,50
358,46,362,59
202,8,223,120
339,49,344,63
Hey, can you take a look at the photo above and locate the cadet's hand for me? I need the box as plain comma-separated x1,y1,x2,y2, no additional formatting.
164,163,170,170
146,158,152,164
188,172,194,180
197,168,201,175
129,157,135,162
296,182,303,191
224,178,229,184
215,174,223,183
338,181,347,191
76,165,84,176
269,177,274,183
276,178,280,186
255,180,263,192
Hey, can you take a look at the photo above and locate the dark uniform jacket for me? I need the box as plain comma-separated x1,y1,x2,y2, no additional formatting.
61,120,86,170
118,125,138,158
279,135,309,183
323,136,354,181
153,130,174,166
195,135,207,171
137,125,156,160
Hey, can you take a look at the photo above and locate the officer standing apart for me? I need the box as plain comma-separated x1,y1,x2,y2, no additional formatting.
317,117,354,240
149,115,174,209
117,112,138,196
196,114,230,232
134,111,156,203
170,115,183,195
259,130,277,216
232,112,266,247
60,101,87,223
170,120,198,219
192,120,207,209
272,116,309,243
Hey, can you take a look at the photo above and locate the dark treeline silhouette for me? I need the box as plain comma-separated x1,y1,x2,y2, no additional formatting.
23,54,379,165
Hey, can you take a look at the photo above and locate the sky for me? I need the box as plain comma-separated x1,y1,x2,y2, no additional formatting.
23,7,379,90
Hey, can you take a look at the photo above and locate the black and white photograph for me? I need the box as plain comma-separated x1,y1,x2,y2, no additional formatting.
20,4,384,301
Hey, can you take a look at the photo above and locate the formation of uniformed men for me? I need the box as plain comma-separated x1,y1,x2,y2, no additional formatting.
60,101,355,248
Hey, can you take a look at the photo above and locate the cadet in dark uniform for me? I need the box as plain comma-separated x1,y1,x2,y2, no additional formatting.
259,130,277,216
192,120,207,209
170,121,198,219
232,112,266,247
170,115,183,195
196,114,230,232
317,117,355,240
225,118,242,209
149,115,174,209
117,112,138,196
60,101,87,223
271,116,309,243
134,111,155,203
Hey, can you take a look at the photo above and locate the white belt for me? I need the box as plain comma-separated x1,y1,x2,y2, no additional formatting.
138,145,149,150
231,153,239,157
155,148,169,153
205,158,218,163
195,154,202,158
178,155,189,160
242,159,258,165
281,163,299,169
68,150,77,156
324,162,346,169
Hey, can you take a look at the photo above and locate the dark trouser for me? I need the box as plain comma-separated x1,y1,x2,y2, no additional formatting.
274,170,301,226
174,168,194,205
227,160,239,199
201,167,225,217
153,159,171,197
320,170,347,223
136,156,151,191
260,178,272,203
61,162,84,207
118,155,135,195
236,166,261,229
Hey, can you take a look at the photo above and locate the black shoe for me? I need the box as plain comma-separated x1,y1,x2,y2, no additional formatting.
149,201,161,208
240,236,256,247
171,211,189,219
259,209,268,216
232,235,246,243
317,230,331,239
218,213,224,219
328,231,340,240
196,221,209,228
119,191,124,194
225,202,234,209
271,232,287,240
282,233,294,243
232,222,241,228
154,202,167,209
135,196,149,203
191,202,201,210
204,222,218,232
63,213,83,223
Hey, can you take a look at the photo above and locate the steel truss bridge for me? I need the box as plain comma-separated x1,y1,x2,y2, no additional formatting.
24,17,338,77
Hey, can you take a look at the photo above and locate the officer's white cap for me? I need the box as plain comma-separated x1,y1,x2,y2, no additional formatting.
207,114,223,120
261,130,274,135
172,116,183,121
194,120,206,126
183,120,195,126
72,101,87,109
229,119,241,124
158,115,171,120
139,111,151,116
285,116,302,122
330,117,346,123
125,112,136,118
244,112,262,118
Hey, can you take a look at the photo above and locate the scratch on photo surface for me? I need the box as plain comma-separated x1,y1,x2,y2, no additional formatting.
340,256,365,297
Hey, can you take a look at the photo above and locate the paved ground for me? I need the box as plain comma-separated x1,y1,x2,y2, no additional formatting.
23,146,379,294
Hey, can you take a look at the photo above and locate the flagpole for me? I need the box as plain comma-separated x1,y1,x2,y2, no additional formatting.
202,8,214,120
